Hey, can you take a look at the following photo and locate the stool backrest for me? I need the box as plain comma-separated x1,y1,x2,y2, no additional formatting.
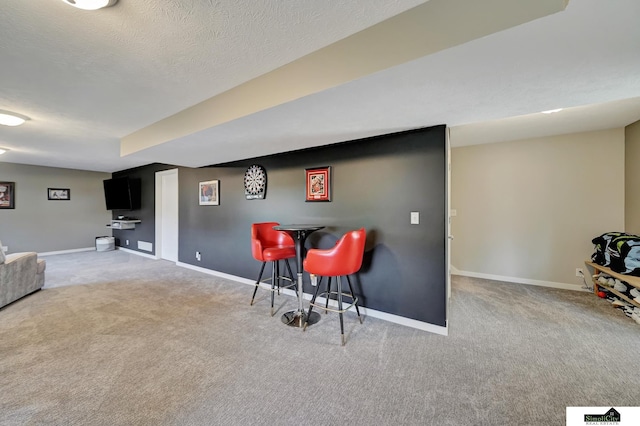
304,228,366,276
251,222,294,261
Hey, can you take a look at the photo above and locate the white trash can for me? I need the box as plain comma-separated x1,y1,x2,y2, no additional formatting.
96,236,115,252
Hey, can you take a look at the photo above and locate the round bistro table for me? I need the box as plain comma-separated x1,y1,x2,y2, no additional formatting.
273,224,324,328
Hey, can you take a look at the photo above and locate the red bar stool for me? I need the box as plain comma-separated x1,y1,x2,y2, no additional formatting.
250,222,296,316
303,228,366,345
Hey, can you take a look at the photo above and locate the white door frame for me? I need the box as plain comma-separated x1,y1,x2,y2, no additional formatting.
155,168,179,261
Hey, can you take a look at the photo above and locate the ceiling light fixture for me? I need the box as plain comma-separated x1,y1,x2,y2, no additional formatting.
0,148,9,155
0,110,29,127
541,108,563,114
61,0,118,10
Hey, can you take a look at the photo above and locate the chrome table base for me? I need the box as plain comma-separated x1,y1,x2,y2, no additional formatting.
281,310,321,328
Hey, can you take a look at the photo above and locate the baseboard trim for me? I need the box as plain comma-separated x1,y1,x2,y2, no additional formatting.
451,266,588,292
38,247,95,256
177,261,448,336
117,247,159,260
177,262,255,285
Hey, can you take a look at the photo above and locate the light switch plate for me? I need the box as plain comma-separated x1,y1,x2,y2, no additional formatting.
450,209,457,217
410,211,419,225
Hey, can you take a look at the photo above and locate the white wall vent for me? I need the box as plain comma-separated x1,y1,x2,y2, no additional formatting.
138,241,153,252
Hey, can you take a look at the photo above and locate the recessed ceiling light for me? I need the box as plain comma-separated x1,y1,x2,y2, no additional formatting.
62,0,118,10
541,108,563,114
0,148,8,155
0,110,29,127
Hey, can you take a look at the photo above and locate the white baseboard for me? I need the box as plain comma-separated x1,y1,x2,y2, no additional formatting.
450,265,588,292
177,262,255,285
117,246,160,259
38,247,95,256
177,261,448,336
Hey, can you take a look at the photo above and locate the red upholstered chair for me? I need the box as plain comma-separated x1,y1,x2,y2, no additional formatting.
303,228,366,345
250,222,296,315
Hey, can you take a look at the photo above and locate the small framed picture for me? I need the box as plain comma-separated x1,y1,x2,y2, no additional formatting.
305,166,331,202
199,180,219,205
48,188,70,200
0,182,15,209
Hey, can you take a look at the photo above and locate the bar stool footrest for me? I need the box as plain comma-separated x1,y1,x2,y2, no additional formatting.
309,291,358,314
257,281,297,291
256,279,297,293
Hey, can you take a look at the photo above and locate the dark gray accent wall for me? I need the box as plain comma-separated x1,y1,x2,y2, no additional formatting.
113,126,447,326
111,163,177,254
188,126,446,325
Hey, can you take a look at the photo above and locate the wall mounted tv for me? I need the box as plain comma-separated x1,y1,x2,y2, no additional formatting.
103,177,141,210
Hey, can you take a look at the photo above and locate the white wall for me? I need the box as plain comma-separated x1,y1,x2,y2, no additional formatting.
451,128,625,288
0,163,111,253
625,119,640,235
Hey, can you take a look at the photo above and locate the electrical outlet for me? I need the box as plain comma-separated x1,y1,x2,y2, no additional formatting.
196,251,201,261
1,246,7,253
125,240,129,246
575,268,584,277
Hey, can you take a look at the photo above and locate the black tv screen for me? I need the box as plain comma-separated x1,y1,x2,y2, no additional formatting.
103,177,134,210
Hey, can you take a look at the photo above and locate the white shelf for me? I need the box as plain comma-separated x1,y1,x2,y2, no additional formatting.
109,219,141,230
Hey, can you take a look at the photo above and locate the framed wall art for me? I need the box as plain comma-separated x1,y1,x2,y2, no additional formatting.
0,182,15,209
199,180,219,205
48,188,70,200
305,166,331,202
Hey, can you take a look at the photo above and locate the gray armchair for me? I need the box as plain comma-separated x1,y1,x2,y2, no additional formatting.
0,242,46,309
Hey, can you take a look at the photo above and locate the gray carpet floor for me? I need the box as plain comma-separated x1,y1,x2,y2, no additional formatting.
1,250,638,426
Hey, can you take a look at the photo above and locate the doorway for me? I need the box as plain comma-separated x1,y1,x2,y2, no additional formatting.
155,169,179,262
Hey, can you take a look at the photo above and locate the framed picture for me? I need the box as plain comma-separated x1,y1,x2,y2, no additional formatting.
0,182,15,209
305,166,331,202
199,180,219,205
48,188,70,201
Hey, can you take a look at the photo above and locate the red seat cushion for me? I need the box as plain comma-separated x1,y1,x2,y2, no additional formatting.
262,245,295,261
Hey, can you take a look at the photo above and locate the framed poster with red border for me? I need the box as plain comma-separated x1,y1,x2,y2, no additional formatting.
305,166,331,202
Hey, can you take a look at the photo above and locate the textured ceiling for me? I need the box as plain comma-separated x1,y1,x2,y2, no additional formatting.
1,0,639,172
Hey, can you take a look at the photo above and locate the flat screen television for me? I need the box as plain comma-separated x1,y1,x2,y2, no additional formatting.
103,177,140,210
